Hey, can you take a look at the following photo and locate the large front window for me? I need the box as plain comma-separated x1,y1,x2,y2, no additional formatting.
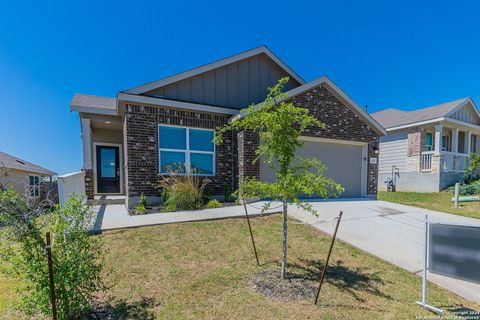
158,125,215,175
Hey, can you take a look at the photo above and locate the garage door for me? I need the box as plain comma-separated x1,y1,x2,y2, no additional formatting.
259,138,366,198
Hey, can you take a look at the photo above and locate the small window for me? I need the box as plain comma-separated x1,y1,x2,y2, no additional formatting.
158,125,215,175
29,175,40,198
425,132,433,151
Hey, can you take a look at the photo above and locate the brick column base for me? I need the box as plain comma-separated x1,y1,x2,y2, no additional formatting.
84,169,94,200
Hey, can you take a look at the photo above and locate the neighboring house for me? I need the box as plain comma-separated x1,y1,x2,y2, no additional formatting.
70,46,385,208
0,151,57,202
372,98,480,192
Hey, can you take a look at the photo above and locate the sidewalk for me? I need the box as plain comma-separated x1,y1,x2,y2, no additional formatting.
93,201,281,231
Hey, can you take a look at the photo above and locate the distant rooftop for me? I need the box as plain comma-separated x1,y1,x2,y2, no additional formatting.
0,151,56,176
371,98,471,129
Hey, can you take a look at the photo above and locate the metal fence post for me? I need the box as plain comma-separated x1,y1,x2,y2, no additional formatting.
46,232,57,320
243,200,260,266
314,211,343,305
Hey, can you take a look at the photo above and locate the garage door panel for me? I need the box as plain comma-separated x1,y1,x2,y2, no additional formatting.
260,139,364,198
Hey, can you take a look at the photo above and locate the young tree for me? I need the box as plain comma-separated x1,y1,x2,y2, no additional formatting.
0,192,106,319
215,77,344,279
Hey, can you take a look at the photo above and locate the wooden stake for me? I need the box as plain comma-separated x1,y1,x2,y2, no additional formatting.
46,232,57,320
314,211,343,305
243,200,260,266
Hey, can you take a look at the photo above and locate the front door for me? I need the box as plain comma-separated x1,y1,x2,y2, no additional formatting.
96,145,120,193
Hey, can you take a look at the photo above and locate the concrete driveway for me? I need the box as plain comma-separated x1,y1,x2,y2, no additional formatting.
289,199,480,304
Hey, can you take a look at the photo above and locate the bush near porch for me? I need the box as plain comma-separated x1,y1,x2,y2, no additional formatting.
378,191,480,219
1,215,478,319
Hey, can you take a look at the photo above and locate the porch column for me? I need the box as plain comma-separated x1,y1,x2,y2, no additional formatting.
466,131,472,154
434,124,443,155
80,118,92,170
452,128,459,153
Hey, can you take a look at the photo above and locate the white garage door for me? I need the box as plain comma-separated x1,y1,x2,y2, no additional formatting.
260,138,366,198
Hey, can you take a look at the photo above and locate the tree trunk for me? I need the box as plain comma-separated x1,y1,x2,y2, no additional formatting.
280,200,288,279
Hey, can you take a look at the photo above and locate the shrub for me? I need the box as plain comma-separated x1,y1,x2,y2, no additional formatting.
158,174,209,211
206,199,222,209
139,193,147,208
0,191,106,319
133,193,148,215
448,180,480,195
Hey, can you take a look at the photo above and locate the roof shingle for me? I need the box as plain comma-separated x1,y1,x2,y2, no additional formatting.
0,151,56,176
371,98,470,129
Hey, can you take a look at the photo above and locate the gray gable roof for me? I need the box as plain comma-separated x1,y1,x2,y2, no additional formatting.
371,98,471,129
0,151,56,176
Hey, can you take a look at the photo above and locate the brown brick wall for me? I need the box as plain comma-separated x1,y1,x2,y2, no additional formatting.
124,104,236,198
407,128,423,156
237,130,260,184
287,84,380,195
84,169,94,200
123,83,381,198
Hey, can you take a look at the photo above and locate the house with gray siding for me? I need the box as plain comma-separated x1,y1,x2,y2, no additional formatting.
372,98,480,192
70,46,385,208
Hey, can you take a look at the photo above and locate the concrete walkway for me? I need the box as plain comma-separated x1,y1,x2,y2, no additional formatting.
93,201,281,231
288,199,480,305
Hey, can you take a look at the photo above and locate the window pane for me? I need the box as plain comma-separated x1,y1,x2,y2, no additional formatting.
29,175,34,185
191,153,213,175
159,126,186,149
34,176,39,184
100,148,116,178
189,129,214,152
160,151,185,173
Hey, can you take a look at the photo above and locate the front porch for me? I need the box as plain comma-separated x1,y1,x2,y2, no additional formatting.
416,124,478,173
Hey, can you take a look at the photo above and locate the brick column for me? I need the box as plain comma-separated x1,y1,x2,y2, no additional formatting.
237,130,260,183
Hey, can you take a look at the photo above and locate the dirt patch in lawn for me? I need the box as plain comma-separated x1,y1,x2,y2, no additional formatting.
251,269,316,302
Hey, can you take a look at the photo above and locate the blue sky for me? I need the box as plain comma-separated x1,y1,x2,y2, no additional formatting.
1,1,480,175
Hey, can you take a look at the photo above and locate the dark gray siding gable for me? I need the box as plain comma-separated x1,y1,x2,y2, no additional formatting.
143,53,301,109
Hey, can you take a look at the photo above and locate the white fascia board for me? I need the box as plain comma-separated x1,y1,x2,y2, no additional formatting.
385,118,446,131
70,105,118,116
118,93,240,115
443,117,480,132
122,46,305,94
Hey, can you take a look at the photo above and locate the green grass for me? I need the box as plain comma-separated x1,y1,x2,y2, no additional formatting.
378,191,480,219
1,215,478,319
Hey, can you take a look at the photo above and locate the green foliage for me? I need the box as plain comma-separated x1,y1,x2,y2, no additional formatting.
158,174,209,211
215,77,344,214
464,152,480,182
139,193,148,208
0,191,106,319
134,205,148,215
134,193,148,215
448,180,480,195
206,199,223,209
215,77,343,278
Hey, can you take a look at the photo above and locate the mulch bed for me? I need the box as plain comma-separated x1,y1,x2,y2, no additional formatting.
251,269,317,302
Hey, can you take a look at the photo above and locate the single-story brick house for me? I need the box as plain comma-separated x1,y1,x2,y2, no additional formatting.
70,46,385,208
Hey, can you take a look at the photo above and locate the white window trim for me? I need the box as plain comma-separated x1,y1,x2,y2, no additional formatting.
158,124,216,176
28,174,40,198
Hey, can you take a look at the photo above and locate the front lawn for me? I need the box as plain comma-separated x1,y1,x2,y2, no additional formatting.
378,191,480,220
1,215,478,319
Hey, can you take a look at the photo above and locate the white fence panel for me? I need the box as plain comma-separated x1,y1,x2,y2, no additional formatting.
58,171,85,207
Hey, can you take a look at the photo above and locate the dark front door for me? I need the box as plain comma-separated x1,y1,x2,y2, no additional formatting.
96,145,120,193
